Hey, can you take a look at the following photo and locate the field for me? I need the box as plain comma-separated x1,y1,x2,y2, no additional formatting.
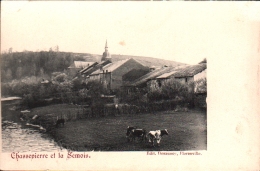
32,105,207,151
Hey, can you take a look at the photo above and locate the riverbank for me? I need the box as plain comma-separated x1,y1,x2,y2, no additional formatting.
3,103,206,151
23,104,206,151
1,103,62,152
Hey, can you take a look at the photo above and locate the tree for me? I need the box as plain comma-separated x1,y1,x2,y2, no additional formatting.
194,78,207,93
85,80,108,116
55,45,59,52
147,80,162,101
53,73,68,83
6,68,13,81
8,47,13,54
39,68,45,78
16,67,23,79
31,63,37,77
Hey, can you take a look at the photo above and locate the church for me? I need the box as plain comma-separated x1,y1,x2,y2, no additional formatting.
77,41,149,90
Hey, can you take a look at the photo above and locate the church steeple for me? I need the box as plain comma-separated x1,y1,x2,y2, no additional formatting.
105,40,108,48
101,40,111,62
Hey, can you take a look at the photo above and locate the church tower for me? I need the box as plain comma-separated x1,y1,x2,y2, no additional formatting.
101,40,112,62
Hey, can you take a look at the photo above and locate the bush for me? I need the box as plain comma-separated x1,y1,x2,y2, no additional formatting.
148,79,191,103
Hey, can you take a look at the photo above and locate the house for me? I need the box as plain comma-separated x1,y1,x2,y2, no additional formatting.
123,63,207,94
194,68,207,93
155,65,188,85
75,41,149,90
68,61,96,76
171,63,207,84
89,58,148,89
122,68,150,86
81,60,111,78
120,66,174,94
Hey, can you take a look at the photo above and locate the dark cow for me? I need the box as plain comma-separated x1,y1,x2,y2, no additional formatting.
126,126,146,142
56,119,65,128
147,129,169,147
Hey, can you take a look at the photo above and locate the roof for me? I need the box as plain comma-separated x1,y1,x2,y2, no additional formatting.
79,62,98,73
130,66,174,86
156,65,188,79
173,63,207,77
82,60,111,75
91,63,113,75
156,71,178,79
122,68,150,82
104,58,131,72
90,58,141,75
68,61,95,69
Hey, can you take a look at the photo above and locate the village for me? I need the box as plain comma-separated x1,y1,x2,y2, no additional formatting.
67,40,207,115
2,40,207,152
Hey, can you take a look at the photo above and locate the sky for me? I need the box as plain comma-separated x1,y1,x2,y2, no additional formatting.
1,2,260,64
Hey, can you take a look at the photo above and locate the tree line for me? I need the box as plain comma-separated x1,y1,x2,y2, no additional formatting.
1,50,87,82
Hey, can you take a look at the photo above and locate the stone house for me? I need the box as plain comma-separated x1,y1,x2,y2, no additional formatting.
68,61,95,76
89,58,148,90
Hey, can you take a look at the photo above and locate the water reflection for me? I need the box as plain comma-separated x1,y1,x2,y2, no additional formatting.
2,122,61,152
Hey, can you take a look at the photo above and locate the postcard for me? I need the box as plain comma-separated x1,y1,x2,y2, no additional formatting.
1,1,259,170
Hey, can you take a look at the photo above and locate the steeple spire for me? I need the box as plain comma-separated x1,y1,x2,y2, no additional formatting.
105,39,108,48
101,40,112,62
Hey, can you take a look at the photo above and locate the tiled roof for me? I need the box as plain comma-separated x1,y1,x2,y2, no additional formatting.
82,60,112,75
155,63,206,79
103,58,131,72
156,65,188,79
91,63,113,75
130,66,174,86
79,62,98,73
156,71,178,79
173,63,206,77
90,58,142,75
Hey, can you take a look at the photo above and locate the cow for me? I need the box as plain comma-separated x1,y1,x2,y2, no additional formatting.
56,118,65,128
126,126,146,142
147,129,169,147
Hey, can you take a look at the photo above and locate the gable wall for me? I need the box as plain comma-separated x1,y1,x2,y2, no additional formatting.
111,59,147,89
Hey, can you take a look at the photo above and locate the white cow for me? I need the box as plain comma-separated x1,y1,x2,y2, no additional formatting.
147,129,169,147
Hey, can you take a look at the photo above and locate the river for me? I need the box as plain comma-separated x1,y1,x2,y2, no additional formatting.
1,98,62,152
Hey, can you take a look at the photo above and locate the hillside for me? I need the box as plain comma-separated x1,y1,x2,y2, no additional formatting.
1,51,185,82
78,53,186,67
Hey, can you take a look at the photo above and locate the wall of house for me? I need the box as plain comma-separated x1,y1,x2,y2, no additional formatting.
194,69,207,81
100,72,112,89
111,59,147,89
175,76,193,84
89,74,100,81
194,69,207,93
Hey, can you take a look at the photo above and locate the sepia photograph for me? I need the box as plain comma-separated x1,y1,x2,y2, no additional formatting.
1,1,207,153
1,1,259,170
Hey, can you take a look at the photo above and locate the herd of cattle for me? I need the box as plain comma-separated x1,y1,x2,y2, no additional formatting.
126,126,169,147
55,119,169,147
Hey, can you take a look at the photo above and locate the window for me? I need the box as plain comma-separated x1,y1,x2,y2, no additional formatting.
158,80,162,87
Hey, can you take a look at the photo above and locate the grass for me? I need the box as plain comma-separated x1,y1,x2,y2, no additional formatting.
25,104,206,151
30,104,206,151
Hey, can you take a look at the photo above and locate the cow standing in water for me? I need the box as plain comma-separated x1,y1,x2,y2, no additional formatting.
126,126,146,142
147,129,169,147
